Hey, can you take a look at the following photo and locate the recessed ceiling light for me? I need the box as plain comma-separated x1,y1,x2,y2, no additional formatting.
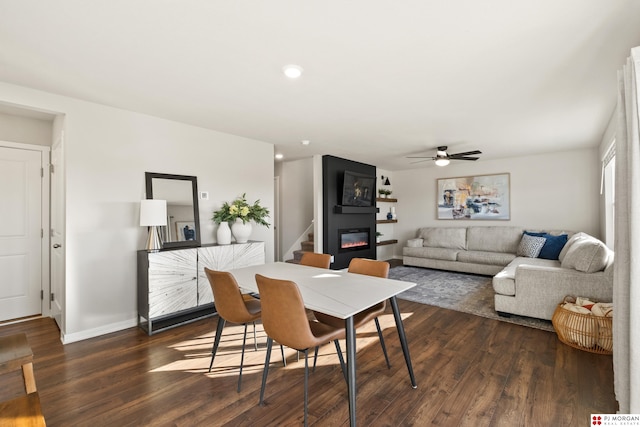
301,140,310,145
275,153,284,160
283,64,303,79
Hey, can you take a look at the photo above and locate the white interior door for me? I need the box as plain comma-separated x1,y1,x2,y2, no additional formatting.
0,146,43,321
274,176,280,261
50,135,64,329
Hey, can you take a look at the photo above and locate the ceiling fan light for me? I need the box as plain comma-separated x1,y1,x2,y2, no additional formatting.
435,158,450,167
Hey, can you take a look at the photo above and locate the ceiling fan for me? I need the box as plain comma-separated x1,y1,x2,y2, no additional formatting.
407,146,482,166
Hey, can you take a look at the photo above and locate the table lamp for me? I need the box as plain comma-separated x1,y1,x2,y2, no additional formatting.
140,199,167,252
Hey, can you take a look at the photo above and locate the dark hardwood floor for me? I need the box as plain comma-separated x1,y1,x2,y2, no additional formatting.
0,300,616,426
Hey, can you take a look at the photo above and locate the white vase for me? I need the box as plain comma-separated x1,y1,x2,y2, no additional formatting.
216,221,231,245
231,218,252,243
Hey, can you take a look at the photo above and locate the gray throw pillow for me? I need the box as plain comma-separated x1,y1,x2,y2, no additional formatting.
517,234,546,258
561,238,609,273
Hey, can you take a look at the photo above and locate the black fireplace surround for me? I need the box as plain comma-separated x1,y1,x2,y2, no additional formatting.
323,155,377,269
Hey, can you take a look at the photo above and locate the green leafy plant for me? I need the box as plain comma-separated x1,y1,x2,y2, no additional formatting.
212,193,270,227
378,189,392,196
376,231,383,237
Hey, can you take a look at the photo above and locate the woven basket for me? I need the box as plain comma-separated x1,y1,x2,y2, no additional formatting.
551,303,612,355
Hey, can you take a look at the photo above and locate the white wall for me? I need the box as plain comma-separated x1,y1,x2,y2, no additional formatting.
391,148,601,257
0,82,274,343
0,112,52,145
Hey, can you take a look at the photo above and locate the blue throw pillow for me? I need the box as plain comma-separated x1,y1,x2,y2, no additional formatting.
524,231,568,260
523,231,545,237
538,234,568,259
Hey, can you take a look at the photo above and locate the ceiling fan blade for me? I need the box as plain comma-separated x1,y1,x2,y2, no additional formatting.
406,156,436,159
452,157,480,161
409,159,434,164
448,150,482,158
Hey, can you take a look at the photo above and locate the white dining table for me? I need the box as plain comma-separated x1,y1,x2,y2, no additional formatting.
227,261,417,427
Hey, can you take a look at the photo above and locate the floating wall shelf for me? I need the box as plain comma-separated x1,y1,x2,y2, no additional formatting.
377,219,397,224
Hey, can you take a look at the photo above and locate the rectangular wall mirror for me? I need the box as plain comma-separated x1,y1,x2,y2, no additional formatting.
145,172,201,249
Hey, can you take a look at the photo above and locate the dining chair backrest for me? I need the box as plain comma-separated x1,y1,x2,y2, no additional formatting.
255,274,318,351
205,268,256,324
299,252,331,269
348,258,390,279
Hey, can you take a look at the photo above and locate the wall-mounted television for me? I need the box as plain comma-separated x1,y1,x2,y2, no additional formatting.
341,170,375,207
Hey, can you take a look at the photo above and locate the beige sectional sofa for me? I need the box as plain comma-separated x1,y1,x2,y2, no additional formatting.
402,226,614,320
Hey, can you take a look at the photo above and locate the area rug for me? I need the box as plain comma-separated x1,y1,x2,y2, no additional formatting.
389,265,554,332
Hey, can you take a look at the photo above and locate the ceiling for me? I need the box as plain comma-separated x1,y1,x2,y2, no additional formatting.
1,1,639,170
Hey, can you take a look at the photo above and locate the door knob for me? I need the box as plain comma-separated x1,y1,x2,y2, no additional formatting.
53,243,61,248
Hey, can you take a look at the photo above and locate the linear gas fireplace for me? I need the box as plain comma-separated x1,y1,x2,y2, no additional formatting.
338,228,370,253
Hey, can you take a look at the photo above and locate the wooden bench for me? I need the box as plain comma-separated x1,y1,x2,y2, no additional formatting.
0,333,46,426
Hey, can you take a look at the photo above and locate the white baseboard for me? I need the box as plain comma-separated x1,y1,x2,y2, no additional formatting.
61,318,138,344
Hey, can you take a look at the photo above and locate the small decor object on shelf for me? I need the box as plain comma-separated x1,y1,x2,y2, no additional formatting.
386,211,393,220
212,193,270,243
140,199,167,252
216,221,232,245
376,231,383,243
378,188,392,198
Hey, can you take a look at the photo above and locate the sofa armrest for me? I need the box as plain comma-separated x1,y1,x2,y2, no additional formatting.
514,265,613,302
407,238,423,248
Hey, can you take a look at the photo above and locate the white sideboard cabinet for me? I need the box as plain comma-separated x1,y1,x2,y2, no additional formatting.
137,241,265,335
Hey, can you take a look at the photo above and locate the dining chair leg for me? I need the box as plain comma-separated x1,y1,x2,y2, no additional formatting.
334,340,347,382
280,342,286,367
374,317,391,369
237,323,248,392
303,348,309,427
252,321,258,351
312,346,319,372
259,337,273,405
208,317,226,372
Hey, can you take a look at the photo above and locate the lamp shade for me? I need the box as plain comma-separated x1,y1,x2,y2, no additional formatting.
140,199,167,226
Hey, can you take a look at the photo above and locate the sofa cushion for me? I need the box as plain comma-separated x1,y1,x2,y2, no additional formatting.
523,231,568,260
558,232,588,262
467,226,523,253
418,227,467,250
403,246,459,261
517,235,546,258
406,238,423,248
561,237,609,273
493,257,561,296
457,250,516,266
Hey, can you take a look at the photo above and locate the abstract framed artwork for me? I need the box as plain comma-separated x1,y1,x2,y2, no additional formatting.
437,173,510,220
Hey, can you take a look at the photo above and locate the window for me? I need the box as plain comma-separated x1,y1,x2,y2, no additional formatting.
602,144,615,249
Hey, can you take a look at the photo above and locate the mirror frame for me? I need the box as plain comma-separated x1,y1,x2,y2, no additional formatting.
145,172,201,249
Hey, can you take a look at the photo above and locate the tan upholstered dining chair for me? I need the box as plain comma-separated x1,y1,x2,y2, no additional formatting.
299,252,331,269
204,268,286,392
256,274,346,427
313,258,392,369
